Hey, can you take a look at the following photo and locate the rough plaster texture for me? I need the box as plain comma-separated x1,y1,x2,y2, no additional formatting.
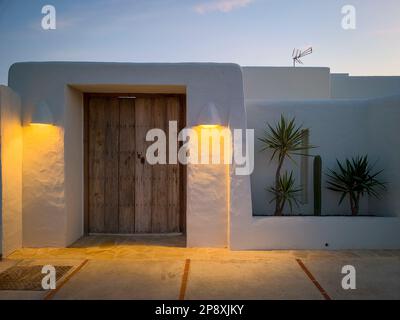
242,67,331,100
0,85,22,256
189,164,228,247
22,124,65,246
8,62,249,248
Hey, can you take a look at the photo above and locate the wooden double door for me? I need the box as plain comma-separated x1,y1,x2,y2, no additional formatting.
85,94,185,234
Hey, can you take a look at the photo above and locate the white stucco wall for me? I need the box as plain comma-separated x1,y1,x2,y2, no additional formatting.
6,61,399,251
233,216,400,250
0,85,23,256
22,123,66,246
231,95,400,249
331,74,400,99
247,96,400,218
367,95,400,217
247,99,371,216
9,62,249,248
242,67,331,100
65,86,83,245
243,68,400,101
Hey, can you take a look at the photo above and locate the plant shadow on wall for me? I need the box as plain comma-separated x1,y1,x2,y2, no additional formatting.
259,115,315,216
326,155,386,216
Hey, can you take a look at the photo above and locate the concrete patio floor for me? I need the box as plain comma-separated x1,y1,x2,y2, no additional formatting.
1,235,399,300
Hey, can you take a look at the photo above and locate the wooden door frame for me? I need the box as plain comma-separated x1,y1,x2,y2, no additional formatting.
83,93,187,235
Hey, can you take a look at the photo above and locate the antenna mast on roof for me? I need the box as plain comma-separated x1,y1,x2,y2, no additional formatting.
292,47,313,67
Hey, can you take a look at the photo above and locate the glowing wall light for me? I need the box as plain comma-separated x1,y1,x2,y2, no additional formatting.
195,102,222,128
193,102,232,165
31,101,54,125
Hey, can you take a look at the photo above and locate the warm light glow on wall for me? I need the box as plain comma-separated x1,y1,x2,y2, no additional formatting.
194,125,232,165
24,124,60,144
194,124,231,247
23,124,62,164
199,124,219,129
29,123,54,127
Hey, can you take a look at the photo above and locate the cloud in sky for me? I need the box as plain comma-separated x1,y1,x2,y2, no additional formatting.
194,0,253,14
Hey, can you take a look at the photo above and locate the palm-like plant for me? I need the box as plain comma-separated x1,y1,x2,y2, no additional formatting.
259,115,313,215
326,155,386,215
267,171,301,214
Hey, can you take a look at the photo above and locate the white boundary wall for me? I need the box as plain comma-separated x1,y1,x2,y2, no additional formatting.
331,74,400,99
231,95,400,250
233,216,400,250
247,99,370,217
4,63,400,251
0,85,22,256
243,67,331,100
8,62,250,248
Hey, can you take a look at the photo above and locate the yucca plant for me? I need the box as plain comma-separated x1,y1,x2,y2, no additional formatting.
259,115,313,215
267,171,301,214
326,155,386,215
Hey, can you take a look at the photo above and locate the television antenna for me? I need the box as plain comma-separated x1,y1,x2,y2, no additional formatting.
292,47,313,67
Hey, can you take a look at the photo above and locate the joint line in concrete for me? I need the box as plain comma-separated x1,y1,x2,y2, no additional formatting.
179,259,191,300
296,258,331,300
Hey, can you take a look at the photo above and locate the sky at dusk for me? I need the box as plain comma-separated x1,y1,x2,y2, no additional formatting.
0,0,399,84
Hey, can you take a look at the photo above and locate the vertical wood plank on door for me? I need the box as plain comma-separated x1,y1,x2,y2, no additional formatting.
134,98,152,233
104,98,120,233
87,94,185,235
151,97,169,233
166,97,180,232
119,98,135,233
88,97,106,233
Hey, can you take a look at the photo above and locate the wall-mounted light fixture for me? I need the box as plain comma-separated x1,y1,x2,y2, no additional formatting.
31,101,54,125
195,102,222,128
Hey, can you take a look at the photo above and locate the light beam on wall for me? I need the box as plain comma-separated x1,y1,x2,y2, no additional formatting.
31,101,54,125
196,102,222,128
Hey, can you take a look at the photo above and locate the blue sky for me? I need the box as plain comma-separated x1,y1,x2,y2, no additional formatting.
0,0,399,84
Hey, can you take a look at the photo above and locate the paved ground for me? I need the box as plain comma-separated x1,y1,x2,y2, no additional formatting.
1,235,399,300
